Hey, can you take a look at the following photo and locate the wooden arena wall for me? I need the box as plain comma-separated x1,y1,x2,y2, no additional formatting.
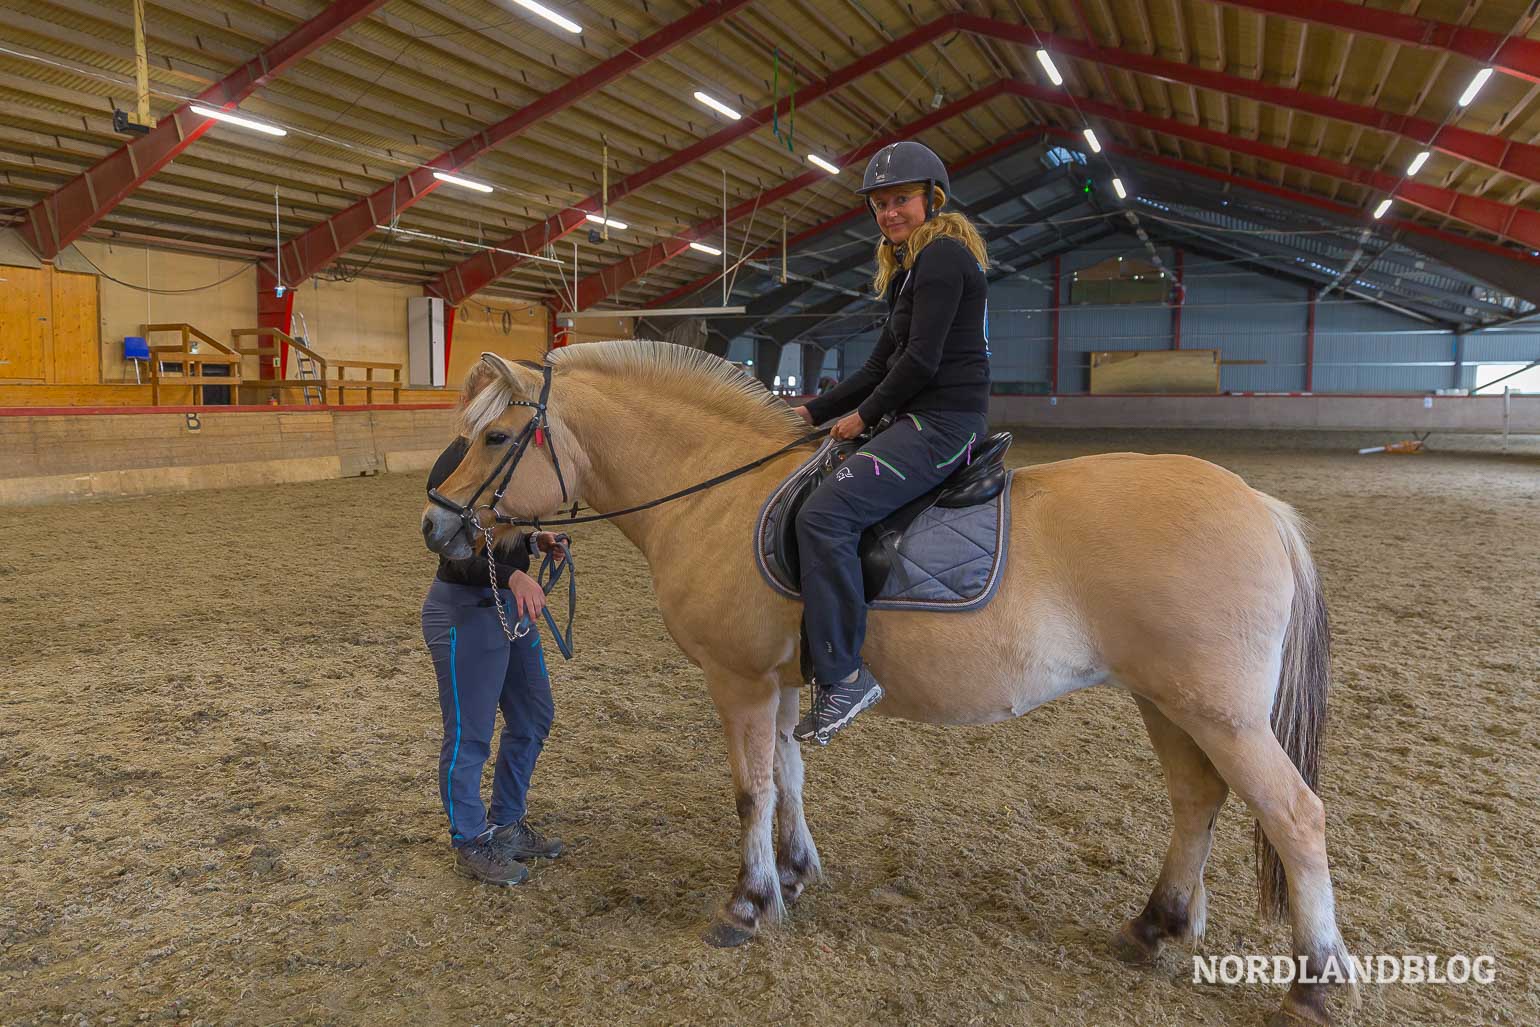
0,406,458,507
988,393,1540,432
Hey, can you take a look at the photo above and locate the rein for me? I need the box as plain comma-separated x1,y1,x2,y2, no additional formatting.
497,425,830,529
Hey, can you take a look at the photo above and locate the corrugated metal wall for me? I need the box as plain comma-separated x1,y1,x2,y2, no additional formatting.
1459,330,1540,391
733,241,1540,396
1183,260,1307,393
986,275,1053,388
1312,302,1451,392
1054,243,1176,392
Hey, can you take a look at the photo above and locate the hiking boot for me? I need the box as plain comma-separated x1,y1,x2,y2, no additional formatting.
454,838,529,886
794,665,885,746
490,819,566,862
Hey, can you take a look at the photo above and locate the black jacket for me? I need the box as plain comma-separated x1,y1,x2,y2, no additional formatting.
805,236,990,425
427,438,531,588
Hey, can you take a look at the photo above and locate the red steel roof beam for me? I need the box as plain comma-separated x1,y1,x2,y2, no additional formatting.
641,126,1047,309
17,0,391,261
268,0,755,291
1038,126,1540,264
957,16,1540,186
1006,82,1540,253
424,17,956,306
557,83,1008,313
1212,0,1540,84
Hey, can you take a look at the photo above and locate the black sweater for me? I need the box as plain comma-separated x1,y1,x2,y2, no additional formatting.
805,236,990,425
428,438,531,588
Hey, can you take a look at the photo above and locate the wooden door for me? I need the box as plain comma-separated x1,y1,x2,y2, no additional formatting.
0,266,51,381
49,270,101,384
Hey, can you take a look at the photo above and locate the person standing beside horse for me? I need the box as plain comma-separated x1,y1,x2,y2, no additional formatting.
421,389,570,886
791,140,993,745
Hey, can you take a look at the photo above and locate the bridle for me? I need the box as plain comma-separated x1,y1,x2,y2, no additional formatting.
426,362,569,533
425,363,576,652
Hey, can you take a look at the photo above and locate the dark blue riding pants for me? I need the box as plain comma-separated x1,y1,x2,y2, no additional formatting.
422,579,553,847
795,409,988,684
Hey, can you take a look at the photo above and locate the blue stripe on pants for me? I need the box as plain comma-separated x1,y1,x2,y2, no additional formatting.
445,626,464,841
423,579,555,847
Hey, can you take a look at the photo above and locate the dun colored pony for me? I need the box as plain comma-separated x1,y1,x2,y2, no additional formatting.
421,343,1353,1026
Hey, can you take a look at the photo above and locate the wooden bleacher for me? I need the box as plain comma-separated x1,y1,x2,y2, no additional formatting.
230,328,403,406
141,323,243,406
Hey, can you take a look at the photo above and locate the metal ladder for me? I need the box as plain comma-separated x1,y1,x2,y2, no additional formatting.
287,312,325,406
293,337,323,405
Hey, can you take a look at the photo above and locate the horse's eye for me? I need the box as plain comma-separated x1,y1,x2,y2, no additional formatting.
486,431,510,446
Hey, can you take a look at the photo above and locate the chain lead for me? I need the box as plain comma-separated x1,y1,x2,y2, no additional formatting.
483,523,530,641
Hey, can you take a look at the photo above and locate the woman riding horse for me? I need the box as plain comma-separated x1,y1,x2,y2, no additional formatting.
791,140,992,745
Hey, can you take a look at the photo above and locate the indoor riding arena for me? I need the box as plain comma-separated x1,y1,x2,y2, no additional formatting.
1,2,1537,1025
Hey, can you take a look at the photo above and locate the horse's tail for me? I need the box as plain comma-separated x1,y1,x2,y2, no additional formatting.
1256,493,1331,921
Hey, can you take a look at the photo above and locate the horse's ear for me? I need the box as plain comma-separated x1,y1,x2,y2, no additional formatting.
479,352,543,396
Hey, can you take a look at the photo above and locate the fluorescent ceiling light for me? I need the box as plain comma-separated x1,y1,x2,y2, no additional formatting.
1406,150,1431,176
585,213,628,230
807,153,841,175
1111,177,1127,199
1458,67,1493,107
1035,49,1063,86
1373,198,1392,219
689,241,723,256
507,0,581,34
693,91,742,120
1083,128,1101,153
432,171,493,193
189,105,286,137
373,224,563,264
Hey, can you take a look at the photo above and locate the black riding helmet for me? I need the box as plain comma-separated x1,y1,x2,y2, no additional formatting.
856,141,951,233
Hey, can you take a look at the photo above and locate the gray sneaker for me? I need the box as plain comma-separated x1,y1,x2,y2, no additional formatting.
491,819,566,862
454,838,529,886
794,665,885,745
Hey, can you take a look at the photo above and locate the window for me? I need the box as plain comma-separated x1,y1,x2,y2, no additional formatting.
1071,255,1167,305
1043,146,1087,168
1474,362,1540,393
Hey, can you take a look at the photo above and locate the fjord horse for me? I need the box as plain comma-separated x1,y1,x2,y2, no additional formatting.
421,343,1352,1026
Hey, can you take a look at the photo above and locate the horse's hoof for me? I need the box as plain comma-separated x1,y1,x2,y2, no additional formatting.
703,921,755,948
1110,922,1161,965
1266,999,1332,1027
779,881,805,907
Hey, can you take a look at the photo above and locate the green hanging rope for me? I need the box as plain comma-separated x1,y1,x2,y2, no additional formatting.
771,47,781,142
771,48,795,152
785,56,794,153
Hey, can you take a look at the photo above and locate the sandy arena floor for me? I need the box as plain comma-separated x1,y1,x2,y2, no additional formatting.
1,429,1536,1027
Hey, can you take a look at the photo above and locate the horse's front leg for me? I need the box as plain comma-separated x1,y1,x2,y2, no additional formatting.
702,671,785,947
773,684,821,905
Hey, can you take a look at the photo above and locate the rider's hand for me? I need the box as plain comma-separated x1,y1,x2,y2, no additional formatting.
831,410,866,441
533,531,568,564
792,405,814,426
508,570,547,622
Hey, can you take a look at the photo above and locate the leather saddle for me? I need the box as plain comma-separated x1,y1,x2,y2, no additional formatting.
767,427,1013,602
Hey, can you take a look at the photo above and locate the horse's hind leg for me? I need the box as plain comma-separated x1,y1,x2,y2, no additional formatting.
1179,715,1350,1027
772,685,821,905
702,672,785,947
1113,696,1229,965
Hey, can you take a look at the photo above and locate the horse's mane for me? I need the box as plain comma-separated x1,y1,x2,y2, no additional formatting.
459,339,807,441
